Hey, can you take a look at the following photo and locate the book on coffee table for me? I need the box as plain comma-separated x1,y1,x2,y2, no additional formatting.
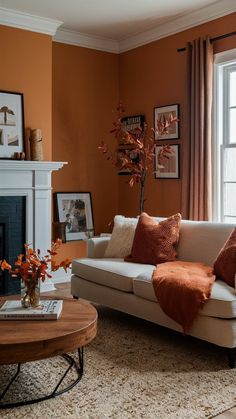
0,299,63,320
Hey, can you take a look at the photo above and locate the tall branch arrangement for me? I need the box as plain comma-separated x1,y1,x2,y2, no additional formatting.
99,104,178,214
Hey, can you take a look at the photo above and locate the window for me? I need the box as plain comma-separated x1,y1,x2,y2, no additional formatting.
214,50,236,222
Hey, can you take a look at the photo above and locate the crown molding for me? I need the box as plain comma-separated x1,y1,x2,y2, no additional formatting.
54,0,236,53
0,7,63,36
54,28,119,53
119,0,236,52
1,0,236,52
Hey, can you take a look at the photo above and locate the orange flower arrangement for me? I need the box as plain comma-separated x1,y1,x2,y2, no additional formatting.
0,239,71,307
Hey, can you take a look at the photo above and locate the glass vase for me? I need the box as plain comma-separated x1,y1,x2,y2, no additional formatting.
21,279,40,308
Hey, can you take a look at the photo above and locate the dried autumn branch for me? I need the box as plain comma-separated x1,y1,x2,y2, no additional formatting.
0,239,71,285
99,103,178,214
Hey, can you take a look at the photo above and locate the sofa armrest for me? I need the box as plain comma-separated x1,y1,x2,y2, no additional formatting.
87,236,111,258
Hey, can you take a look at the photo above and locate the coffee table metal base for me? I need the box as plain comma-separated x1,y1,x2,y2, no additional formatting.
0,348,84,409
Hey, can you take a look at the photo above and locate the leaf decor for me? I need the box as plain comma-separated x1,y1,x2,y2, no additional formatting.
0,239,71,285
99,103,178,213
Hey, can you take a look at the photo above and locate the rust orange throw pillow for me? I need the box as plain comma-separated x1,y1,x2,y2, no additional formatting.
213,228,236,287
125,212,181,265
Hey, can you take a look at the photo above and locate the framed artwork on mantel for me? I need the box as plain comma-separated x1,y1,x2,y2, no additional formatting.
55,192,95,241
0,91,25,159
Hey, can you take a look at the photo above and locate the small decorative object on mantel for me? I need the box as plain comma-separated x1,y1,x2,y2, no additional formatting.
29,128,43,161
0,240,71,309
13,151,25,160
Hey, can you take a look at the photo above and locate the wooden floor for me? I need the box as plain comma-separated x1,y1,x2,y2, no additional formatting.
44,282,236,419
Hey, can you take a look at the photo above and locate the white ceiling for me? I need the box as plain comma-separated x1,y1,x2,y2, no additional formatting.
0,0,236,52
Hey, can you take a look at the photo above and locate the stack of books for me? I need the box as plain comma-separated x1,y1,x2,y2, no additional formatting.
0,299,63,320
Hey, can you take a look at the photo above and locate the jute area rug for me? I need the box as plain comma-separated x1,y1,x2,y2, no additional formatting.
1,305,236,419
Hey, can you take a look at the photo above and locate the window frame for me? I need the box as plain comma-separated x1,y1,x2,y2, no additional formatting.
213,49,236,223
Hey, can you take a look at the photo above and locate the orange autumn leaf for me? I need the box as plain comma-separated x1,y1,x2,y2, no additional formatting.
0,260,12,271
0,240,71,287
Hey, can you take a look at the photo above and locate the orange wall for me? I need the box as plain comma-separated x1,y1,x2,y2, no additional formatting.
2,12,236,260
52,42,119,258
119,12,236,218
1,25,52,160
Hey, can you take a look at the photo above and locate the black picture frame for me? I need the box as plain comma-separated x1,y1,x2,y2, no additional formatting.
154,104,179,141
118,114,145,175
154,144,180,179
54,192,94,241
121,115,145,134
0,91,25,159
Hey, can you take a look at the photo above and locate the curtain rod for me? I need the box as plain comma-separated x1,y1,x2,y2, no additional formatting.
177,30,236,52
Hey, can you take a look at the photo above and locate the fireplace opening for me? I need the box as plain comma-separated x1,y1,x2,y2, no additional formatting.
0,197,25,296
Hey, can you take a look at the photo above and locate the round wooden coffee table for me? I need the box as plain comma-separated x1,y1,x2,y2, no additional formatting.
0,298,97,409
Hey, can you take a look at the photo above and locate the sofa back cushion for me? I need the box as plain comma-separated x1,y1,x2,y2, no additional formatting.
213,227,236,287
125,212,181,265
176,220,235,266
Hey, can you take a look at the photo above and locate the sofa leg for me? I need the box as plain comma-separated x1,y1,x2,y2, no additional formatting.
227,348,235,368
73,295,79,300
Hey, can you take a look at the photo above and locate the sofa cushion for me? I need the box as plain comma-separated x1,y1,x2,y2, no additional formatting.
213,227,236,287
176,220,234,266
133,274,236,319
125,212,181,265
104,215,137,258
72,258,154,292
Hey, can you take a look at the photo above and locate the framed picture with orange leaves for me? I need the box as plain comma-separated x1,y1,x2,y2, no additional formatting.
155,144,180,179
154,104,179,140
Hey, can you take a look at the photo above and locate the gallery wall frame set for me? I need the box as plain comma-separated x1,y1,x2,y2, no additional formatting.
155,144,180,179
54,192,94,241
154,104,179,141
118,114,145,175
0,91,25,159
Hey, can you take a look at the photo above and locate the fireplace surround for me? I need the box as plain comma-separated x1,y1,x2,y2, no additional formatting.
0,160,67,293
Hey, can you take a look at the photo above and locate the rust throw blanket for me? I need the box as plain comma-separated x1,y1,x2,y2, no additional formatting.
152,261,215,333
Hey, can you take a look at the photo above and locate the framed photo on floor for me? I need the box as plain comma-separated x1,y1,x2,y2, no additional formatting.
155,144,180,179
55,192,94,241
0,91,25,159
154,104,179,140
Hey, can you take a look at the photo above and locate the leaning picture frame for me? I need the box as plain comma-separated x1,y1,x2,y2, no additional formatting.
154,104,179,140
54,192,95,241
0,91,25,159
155,144,180,179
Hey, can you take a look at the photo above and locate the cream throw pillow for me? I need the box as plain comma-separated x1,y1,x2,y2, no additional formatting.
104,215,138,258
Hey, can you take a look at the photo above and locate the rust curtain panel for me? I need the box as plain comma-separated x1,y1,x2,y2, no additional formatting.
181,37,213,221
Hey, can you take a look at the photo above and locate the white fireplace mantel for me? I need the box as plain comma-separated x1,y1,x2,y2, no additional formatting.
0,160,66,171
0,160,67,292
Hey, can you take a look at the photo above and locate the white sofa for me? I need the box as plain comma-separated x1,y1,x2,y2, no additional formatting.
71,219,236,367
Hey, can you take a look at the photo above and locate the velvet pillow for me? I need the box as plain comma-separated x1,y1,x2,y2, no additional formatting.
104,215,138,258
125,212,182,265
213,228,236,287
